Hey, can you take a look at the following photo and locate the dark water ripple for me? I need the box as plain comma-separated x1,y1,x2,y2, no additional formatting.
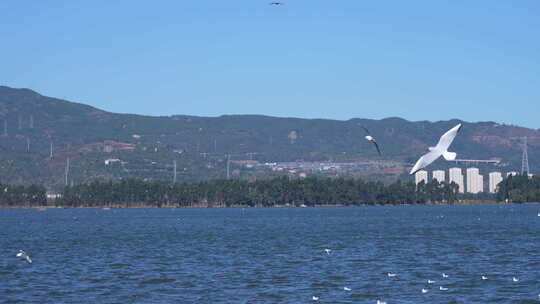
1,204,540,303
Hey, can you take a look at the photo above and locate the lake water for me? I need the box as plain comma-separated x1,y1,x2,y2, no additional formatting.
1,205,539,303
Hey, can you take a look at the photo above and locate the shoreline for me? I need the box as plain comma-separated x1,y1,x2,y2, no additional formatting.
1,201,535,210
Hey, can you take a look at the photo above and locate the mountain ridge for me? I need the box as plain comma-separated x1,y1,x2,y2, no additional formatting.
0,85,537,190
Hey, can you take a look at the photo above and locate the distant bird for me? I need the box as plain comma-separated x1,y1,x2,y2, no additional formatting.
387,272,397,277
442,273,449,278
421,288,429,294
439,286,449,291
269,2,284,5
427,279,436,284
410,123,462,174
377,300,387,304
16,250,32,263
312,296,319,301
481,275,488,280
361,126,381,156
512,277,519,282
343,287,351,291
324,248,332,255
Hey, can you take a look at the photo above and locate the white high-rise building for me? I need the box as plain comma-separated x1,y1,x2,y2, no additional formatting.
489,172,503,193
449,167,464,193
467,168,484,194
432,170,445,182
415,170,428,185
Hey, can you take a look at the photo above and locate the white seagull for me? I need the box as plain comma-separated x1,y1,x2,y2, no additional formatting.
442,273,449,278
16,250,32,263
387,272,397,277
377,300,387,304
410,123,462,174
439,286,449,291
427,279,436,284
421,288,429,294
312,296,319,301
324,248,332,255
343,287,352,291
362,126,381,156
481,275,488,280
512,277,519,282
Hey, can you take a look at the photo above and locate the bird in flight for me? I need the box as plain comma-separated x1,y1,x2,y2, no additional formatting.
361,126,381,156
16,250,32,263
409,123,462,175
269,2,284,5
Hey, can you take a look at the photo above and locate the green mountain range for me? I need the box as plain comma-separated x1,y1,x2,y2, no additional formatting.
0,85,538,191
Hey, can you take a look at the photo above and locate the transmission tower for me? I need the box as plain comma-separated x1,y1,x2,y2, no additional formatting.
521,137,529,175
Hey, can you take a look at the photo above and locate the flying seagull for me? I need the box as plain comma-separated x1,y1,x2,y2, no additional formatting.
410,123,462,175
362,126,381,156
269,2,284,5
16,250,32,263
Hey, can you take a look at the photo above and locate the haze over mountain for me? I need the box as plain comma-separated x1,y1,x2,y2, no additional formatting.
0,85,537,191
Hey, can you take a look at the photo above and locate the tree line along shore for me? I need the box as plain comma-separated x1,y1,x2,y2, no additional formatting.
0,175,538,208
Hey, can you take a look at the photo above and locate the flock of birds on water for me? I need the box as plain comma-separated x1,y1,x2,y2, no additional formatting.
306,248,530,302
13,245,537,302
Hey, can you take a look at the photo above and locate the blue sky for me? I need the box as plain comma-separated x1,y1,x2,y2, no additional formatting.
1,1,539,128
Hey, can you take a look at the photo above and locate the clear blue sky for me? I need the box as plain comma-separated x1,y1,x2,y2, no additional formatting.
1,1,539,128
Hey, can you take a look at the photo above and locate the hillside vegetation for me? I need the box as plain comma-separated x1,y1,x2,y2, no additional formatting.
0,86,538,190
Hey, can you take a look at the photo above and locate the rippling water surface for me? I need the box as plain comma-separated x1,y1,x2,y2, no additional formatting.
1,205,540,303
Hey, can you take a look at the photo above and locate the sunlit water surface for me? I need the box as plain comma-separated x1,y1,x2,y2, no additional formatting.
1,205,539,303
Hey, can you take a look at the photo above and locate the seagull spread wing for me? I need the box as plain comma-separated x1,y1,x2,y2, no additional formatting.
372,141,381,156
410,150,441,175
361,126,370,135
433,124,461,151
